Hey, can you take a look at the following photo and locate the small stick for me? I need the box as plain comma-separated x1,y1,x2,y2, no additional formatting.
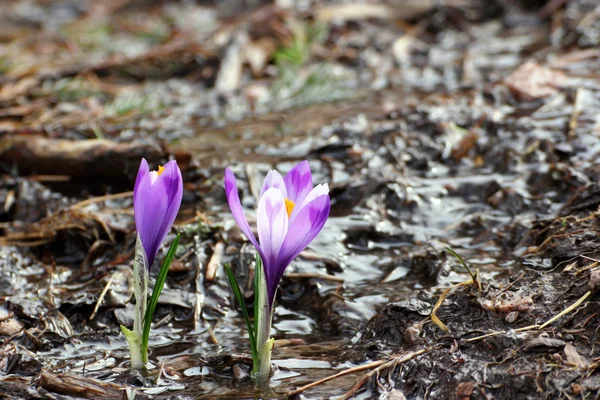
156,358,166,386
286,348,431,397
568,87,583,139
431,287,451,333
496,272,525,297
29,175,71,182
208,325,219,345
575,262,598,276
338,348,431,400
193,293,205,333
89,274,116,320
205,241,225,282
538,290,592,330
286,360,386,397
463,324,539,343
71,191,133,209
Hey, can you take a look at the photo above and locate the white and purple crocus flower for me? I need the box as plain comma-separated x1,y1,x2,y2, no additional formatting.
225,160,330,308
225,160,330,381
134,158,183,267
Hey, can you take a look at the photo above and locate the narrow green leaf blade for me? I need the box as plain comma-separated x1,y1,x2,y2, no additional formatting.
224,263,257,362
444,246,476,282
141,233,180,362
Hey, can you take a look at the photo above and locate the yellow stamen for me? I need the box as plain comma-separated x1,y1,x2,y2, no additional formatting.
284,198,295,217
157,165,165,176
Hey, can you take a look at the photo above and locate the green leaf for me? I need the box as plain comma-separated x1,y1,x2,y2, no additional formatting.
444,246,476,282
141,233,180,363
224,263,258,364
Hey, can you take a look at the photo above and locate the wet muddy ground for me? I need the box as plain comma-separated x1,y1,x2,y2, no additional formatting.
2,0,600,399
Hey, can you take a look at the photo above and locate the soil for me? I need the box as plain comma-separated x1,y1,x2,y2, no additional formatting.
1,0,600,399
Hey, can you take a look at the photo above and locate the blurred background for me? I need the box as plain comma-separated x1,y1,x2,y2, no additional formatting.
1,0,600,399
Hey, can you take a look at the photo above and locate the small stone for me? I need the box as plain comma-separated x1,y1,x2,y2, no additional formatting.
114,304,135,327
589,270,600,292
524,335,566,352
456,382,476,399
107,269,133,307
404,323,422,343
233,363,250,380
0,318,24,336
505,311,519,324
504,62,567,101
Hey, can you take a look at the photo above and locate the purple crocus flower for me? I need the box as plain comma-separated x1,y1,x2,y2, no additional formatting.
225,161,330,306
133,158,183,267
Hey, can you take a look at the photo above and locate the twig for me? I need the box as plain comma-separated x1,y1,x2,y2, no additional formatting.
208,325,219,345
496,272,525,297
575,262,598,276
338,348,432,400
29,175,71,182
286,348,431,397
538,290,592,330
72,191,133,209
431,287,451,333
89,274,116,320
568,87,583,139
463,324,539,343
285,360,386,397
156,358,166,386
205,241,224,282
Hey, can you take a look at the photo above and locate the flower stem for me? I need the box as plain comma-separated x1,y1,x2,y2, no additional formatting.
121,326,144,370
252,254,273,384
256,338,274,384
125,234,149,370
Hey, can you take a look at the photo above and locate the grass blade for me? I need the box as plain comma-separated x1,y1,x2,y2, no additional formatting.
443,246,475,281
224,264,258,362
141,233,180,363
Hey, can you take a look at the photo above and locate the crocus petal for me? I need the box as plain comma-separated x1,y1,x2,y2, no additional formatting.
134,165,168,267
283,161,313,206
257,187,288,293
134,158,150,196
260,170,287,199
153,160,183,256
149,171,159,184
269,193,330,305
133,159,183,267
224,168,266,262
290,183,329,223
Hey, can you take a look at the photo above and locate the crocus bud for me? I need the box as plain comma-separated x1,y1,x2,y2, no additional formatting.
133,158,183,267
